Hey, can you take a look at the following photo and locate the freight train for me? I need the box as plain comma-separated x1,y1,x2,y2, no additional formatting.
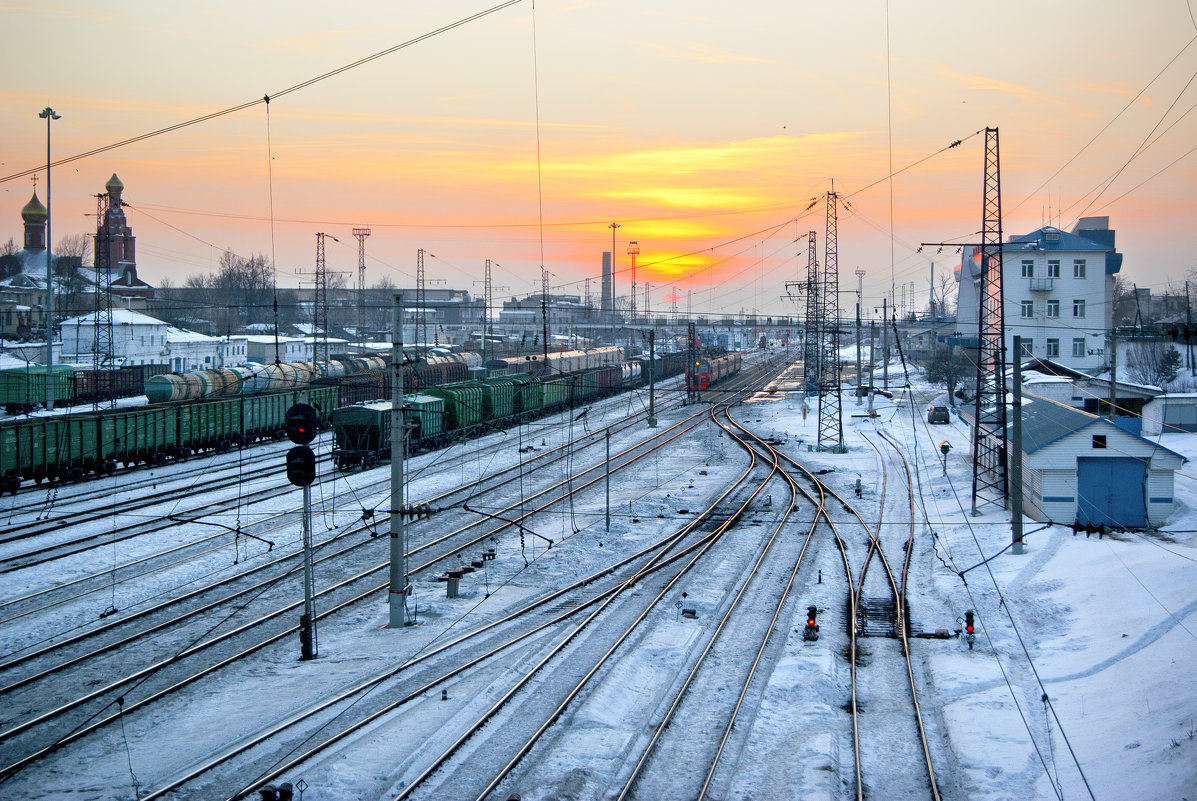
0,348,677,493
331,350,690,469
0,364,169,415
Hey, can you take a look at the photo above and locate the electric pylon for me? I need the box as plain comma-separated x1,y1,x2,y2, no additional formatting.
352,227,370,348
971,126,1009,512
92,192,114,407
817,194,844,452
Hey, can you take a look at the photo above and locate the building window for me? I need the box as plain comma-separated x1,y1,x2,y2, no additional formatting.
1021,340,1034,356
1046,299,1060,318
1046,338,1059,357
1092,434,1107,449
1021,300,1035,318
1073,299,1086,318
1073,338,1086,357
1047,259,1060,278
1074,259,1086,278
1021,260,1034,278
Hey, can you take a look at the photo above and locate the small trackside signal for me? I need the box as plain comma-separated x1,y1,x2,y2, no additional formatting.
803,605,819,642
964,609,976,650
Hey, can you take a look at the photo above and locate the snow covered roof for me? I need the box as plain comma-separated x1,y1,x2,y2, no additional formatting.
59,308,168,327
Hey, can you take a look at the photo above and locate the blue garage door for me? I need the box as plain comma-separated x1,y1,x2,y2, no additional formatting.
1076,457,1147,528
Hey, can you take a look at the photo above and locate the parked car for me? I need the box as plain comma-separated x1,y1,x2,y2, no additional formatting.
928,405,950,424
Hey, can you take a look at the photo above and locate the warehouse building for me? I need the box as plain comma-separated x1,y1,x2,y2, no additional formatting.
1017,399,1185,529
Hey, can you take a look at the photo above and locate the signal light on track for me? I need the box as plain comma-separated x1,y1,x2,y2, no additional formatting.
285,403,319,445
803,605,819,642
963,609,976,650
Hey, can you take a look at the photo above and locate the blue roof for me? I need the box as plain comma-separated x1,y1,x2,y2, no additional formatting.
1006,226,1110,252
1018,400,1185,460
1004,225,1122,275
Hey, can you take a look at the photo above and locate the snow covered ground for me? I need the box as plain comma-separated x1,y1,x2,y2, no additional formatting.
2,358,1194,800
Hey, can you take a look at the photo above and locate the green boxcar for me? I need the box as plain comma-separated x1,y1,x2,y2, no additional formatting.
405,393,445,444
0,365,74,411
479,377,516,421
425,383,484,433
508,374,541,416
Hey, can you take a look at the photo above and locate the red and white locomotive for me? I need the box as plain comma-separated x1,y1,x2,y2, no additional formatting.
685,352,742,391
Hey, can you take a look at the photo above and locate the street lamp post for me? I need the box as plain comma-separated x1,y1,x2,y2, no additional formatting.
607,222,620,323
39,107,61,411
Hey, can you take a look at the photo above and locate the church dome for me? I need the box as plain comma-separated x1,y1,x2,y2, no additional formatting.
105,173,124,194
21,192,47,224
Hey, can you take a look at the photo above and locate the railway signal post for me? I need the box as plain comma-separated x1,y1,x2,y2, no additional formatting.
285,403,319,660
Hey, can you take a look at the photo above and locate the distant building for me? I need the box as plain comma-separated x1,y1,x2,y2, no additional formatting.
60,308,246,371
0,174,156,342
956,216,1123,370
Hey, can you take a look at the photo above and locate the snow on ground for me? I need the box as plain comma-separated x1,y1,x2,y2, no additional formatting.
3,358,1195,799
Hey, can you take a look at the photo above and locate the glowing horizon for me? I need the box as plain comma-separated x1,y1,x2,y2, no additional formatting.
2,2,1194,317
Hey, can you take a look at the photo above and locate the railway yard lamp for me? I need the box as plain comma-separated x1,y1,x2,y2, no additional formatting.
39,107,61,411
285,403,319,660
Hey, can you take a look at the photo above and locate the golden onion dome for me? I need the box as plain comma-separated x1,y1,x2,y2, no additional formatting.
21,192,47,224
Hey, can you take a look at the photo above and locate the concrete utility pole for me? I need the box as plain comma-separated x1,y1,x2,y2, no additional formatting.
646,329,657,427
1011,336,1025,555
1108,330,1117,422
389,294,409,628
868,319,876,412
855,268,865,406
882,297,889,390
929,260,938,363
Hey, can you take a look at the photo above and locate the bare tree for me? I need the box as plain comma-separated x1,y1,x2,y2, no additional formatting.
55,233,92,264
1,238,16,256
929,271,957,319
1125,340,1182,388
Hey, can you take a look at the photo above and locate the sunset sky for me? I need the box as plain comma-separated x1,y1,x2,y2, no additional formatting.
3,1,1196,319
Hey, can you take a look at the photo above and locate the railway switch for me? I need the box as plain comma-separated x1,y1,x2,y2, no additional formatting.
803,605,820,642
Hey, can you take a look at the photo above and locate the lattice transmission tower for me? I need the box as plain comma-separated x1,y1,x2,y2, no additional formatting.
415,248,427,353
92,192,114,408
971,126,1009,512
816,192,844,452
313,232,331,368
352,227,370,349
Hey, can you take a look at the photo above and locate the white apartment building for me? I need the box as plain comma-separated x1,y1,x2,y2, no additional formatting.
60,309,247,371
955,216,1123,370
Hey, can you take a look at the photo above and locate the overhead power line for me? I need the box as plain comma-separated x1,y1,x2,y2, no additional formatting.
0,0,524,185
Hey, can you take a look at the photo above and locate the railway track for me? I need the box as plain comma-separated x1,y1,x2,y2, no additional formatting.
0,368,775,791
0,380,694,640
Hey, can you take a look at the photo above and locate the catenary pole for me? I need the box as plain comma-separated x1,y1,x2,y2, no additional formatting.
389,294,409,628
1011,336,1025,555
